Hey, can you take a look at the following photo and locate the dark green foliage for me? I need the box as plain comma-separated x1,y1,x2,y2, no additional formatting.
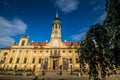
79,0,120,80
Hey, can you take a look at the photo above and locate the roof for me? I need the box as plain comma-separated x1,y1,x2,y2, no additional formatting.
30,42,48,48
52,19,61,24
1,42,80,49
2,46,11,49
63,42,80,48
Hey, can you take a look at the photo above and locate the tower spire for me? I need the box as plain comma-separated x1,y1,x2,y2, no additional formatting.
56,9,58,18
55,9,59,20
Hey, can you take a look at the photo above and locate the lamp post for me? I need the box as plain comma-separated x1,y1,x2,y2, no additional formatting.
70,64,73,75
59,65,62,75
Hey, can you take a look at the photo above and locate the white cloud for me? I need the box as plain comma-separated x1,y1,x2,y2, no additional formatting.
55,0,79,13
98,11,107,23
93,6,104,11
71,28,89,41
0,16,27,48
0,37,14,47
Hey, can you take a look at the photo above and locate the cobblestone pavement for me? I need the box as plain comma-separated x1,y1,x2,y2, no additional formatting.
0,71,120,80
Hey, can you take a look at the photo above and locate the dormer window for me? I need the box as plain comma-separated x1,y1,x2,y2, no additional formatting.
21,40,25,46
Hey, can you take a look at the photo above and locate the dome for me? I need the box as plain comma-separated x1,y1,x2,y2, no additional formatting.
52,19,61,24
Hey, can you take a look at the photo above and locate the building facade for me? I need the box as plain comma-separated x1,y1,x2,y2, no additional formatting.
0,12,80,72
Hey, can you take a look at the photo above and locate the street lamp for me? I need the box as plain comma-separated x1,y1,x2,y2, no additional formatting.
59,65,62,75
70,64,73,75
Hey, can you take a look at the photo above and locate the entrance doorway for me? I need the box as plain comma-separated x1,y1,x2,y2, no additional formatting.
53,60,58,70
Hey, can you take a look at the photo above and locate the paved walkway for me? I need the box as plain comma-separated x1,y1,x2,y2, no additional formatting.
0,71,120,80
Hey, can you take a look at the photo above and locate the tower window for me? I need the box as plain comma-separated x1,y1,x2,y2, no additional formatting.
21,40,25,46
59,25,60,29
55,24,57,29
14,65,17,70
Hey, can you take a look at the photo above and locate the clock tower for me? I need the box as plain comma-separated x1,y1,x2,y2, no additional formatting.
50,10,62,46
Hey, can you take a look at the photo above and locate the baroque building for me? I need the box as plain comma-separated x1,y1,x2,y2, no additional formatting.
0,12,80,72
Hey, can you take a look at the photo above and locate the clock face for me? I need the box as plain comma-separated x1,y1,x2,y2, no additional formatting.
53,39,59,46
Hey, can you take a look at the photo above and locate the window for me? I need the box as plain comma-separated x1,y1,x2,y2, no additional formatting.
14,65,17,70
55,24,57,29
70,58,72,63
59,25,60,29
23,58,27,63
75,50,78,53
46,50,48,53
38,58,41,63
63,50,65,53
32,58,35,63
69,50,72,53
4,52,8,56
13,50,15,53
26,50,29,53
40,50,42,53
19,50,22,53
76,58,79,63
16,58,20,63
21,40,25,46
9,58,13,63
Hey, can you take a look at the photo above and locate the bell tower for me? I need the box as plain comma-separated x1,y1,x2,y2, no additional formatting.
50,10,62,47
51,10,62,41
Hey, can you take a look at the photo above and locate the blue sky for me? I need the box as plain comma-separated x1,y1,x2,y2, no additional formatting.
0,0,106,48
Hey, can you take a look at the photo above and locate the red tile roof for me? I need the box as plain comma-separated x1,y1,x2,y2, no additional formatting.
2,46,11,49
63,42,80,48
30,42,48,48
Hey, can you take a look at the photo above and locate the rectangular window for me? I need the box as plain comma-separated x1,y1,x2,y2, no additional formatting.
16,58,20,63
39,58,41,63
76,58,79,63
9,58,13,63
14,65,17,70
32,58,35,63
70,58,72,63
23,58,27,63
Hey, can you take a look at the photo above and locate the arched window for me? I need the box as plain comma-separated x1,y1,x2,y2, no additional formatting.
55,24,57,29
4,52,8,56
21,40,25,46
59,25,60,29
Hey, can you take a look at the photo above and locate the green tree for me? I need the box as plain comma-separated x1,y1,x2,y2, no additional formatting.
79,0,120,80
104,0,120,67
80,24,111,80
